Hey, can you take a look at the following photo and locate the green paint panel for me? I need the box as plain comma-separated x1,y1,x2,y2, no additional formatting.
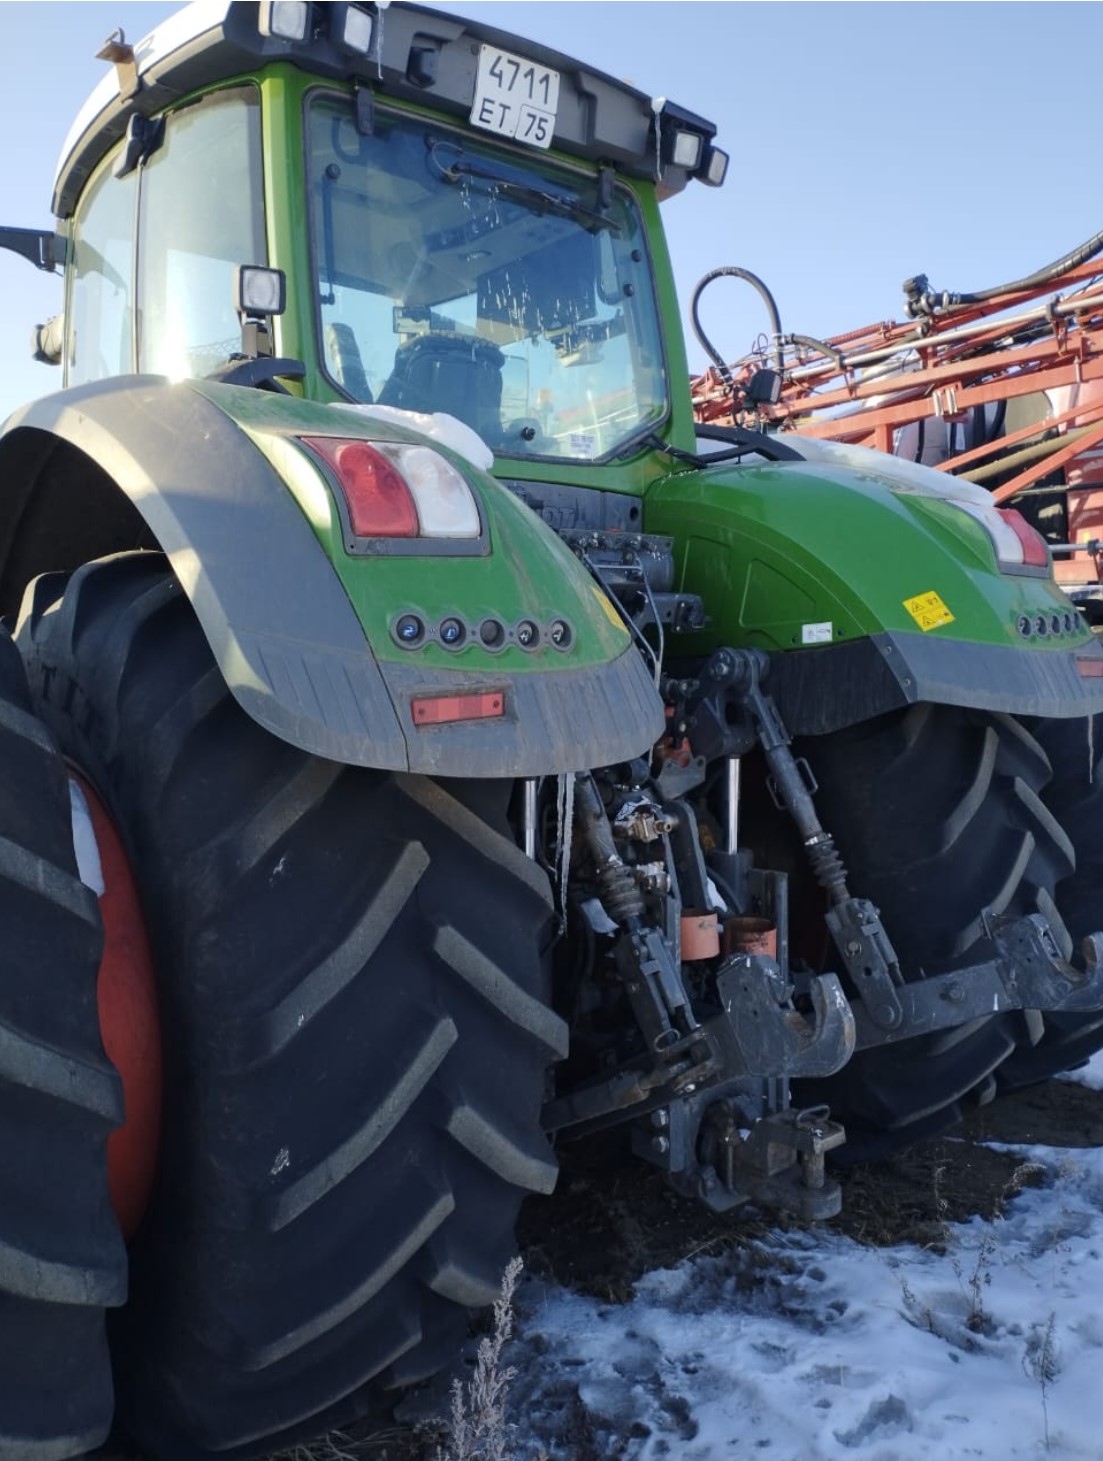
645,456,1097,655
188,381,631,673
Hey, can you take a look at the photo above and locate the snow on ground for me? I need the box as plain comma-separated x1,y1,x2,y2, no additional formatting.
505,1056,1103,1459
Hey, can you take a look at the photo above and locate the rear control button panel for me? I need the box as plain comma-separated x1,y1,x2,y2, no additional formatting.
391,611,574,653
1016,608,1082,640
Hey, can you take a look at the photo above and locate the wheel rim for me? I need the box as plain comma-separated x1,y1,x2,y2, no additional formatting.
71,770,162,1239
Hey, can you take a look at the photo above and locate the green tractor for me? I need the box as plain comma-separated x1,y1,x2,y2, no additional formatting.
2,3,1103,1456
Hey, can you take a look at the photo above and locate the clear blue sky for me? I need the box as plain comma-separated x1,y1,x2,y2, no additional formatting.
1,1,1100,421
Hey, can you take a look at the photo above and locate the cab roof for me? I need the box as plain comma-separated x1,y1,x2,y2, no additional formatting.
55,1,724,218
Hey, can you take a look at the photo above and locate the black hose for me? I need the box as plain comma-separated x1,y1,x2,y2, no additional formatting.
906,227,1103,317
691,266,785,390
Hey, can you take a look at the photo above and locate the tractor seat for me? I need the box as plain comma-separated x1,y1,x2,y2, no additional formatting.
378,332,504,442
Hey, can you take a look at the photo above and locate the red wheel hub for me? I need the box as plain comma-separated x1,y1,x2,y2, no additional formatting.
71,772,162,1240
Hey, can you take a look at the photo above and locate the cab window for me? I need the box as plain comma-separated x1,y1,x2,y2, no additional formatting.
67,158,136,385
137,87,265,379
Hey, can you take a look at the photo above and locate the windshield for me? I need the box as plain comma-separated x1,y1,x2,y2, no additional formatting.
307,96,668,462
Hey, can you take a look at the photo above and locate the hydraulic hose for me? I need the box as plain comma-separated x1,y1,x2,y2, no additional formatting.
905,227,1103,317
691,266,785,390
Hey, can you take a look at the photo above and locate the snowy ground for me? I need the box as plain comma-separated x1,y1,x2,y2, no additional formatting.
499,1056,1103,1460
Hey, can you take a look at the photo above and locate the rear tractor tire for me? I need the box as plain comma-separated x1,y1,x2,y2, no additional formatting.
793,703,1072,1155
999,713,1103,1088
0,628,126,1458
18,551,566,1461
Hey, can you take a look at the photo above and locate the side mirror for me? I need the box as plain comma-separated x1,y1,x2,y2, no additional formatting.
31,316,63,366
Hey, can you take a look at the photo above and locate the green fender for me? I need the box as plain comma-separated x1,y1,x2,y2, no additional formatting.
644,451,1103,733
0,376,664,774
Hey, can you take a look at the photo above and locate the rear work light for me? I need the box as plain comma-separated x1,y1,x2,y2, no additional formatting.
332,3,374,55
258,1,310,40
300,437,481,541
669,129,703,170
701,146,729,187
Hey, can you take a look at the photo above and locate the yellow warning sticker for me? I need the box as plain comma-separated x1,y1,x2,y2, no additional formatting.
591,585,629,634
903,589,955,632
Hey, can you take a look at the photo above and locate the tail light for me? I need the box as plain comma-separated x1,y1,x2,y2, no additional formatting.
995,507,1051,569
301,437,481,540
946,498,1051,572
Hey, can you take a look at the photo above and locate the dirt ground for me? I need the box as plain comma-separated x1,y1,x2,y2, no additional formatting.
93,1075,1103,1461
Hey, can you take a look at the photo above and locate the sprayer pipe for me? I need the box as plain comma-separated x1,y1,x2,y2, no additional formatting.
779,288,1103,384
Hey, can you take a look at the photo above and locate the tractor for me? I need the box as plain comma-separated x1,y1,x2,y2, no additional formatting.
2,4,1103,1457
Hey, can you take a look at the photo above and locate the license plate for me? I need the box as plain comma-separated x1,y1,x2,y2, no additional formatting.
470,44,560,149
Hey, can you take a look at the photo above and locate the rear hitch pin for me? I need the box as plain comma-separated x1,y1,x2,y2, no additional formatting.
795,1104,833,1191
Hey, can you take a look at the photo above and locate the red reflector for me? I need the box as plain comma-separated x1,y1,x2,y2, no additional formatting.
411,692,506,726
997,507,1051,568
1076,655,1103,677
301,437,418,537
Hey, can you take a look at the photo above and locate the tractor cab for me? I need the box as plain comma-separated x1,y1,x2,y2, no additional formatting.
31,1,727,479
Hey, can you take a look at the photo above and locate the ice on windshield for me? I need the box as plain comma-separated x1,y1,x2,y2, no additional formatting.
307,98,667,462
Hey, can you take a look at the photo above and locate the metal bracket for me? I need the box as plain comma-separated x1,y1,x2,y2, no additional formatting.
113,113,166,179
648,1096,846,1220
541,948,855,1139
932,386,959,418
711,955,856,1078
0,228,62,274
97,30,141,102
824,896,905,1031
725,1105,847,1220
851,913,1103,1048
354,86,374,135
654,753,707,798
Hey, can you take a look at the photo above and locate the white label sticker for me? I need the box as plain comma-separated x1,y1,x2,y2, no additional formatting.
801,621,833,645
470,45,560,149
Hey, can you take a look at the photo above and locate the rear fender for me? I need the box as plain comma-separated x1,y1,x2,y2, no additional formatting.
0,377,664,773
645,454,1103,732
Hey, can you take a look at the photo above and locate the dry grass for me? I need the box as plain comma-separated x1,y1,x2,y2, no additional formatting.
269,1436,371,1461
436,1255,523,1461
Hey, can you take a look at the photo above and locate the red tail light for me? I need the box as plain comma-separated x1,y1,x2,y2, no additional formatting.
997,508,1051,568
301,435,482,542
302,438,418,537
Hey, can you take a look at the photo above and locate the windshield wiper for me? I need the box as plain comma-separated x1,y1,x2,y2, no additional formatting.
428,142,621,235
